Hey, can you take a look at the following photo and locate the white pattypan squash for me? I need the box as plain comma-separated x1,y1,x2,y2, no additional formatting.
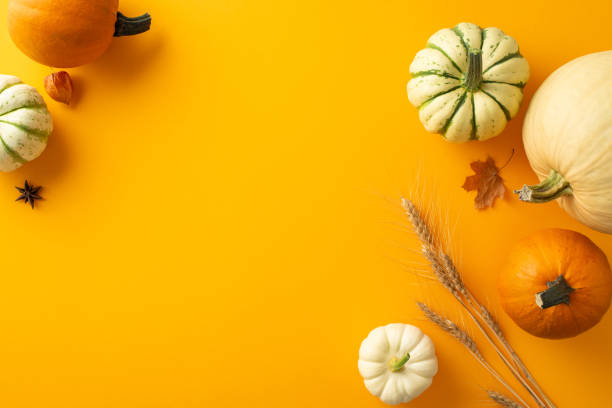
517,51,612,234
407,23,529,142
0,75,53,172
358,323,437,405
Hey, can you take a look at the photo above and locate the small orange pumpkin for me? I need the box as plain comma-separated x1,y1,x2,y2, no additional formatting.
499,228,612,339
7,0,151,68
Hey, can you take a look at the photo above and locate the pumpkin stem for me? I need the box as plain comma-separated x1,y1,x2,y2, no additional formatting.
463,48,482,91
389,352,410,372
514,169,573,203
535,275,575,309
114,12,152,37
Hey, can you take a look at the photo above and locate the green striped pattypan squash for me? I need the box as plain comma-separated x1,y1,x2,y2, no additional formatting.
0,75,53,171
407,23,529,142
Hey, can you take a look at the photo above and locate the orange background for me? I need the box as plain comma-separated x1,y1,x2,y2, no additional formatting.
0,0,611,406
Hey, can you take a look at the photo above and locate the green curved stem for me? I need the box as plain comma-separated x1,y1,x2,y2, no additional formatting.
515,170,573,203
389,352,410,372
463,48,482,91
114,12,152,37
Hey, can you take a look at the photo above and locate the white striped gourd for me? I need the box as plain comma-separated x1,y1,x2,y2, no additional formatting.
407,23,529,142
0,75,53,172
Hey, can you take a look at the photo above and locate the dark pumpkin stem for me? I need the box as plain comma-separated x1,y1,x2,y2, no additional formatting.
463,48,482,91
114,12,152,37
535,275,575,309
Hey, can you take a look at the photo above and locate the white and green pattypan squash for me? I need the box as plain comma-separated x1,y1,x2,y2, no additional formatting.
407,23,529,142
0,75,53,172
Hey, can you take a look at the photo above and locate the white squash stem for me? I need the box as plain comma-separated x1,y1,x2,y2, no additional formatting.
515,170,573,203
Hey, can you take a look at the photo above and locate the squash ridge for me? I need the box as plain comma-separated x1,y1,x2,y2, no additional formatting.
0,104,46,118
483,52,522,74
451,26,470,56
0,134,26,164
0,119,50,140
0,81,22,95
425,43,464,74
480,89,511,120
442,91,468,136
418,86,462,109
411,71,460,80
482,80,525,89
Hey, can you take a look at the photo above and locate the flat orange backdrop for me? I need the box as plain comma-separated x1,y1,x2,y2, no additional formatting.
0,0,610,407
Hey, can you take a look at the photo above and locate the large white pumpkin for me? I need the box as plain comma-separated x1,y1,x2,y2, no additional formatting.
407,23,529,142
0,75,53,172
358,323,438,405
517,51,612,234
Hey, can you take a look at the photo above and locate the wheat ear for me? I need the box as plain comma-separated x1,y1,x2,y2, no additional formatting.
417,303,529,408
401,198,554,408
471,294,556,408
438,247,549,408
488,390,524,408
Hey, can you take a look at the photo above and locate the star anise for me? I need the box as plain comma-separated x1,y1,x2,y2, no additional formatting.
16,180,42,209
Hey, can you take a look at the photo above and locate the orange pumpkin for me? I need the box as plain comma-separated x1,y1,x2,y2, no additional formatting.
7,0,151,68
499,228,612,339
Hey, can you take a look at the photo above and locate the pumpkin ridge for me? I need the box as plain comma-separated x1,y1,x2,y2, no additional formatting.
565,302,585,334
486,35,504,60
0,134,26,164
480,89,511,120
417,86,462,109
360,357,386,364
0,81,22,95
398,324,408,353
402,325,423,353
378,373,394,400
442,90,468,136
425,43,464,74
0,104,46,119
470,92,477,140
0,119,51,140
411,71,460,80
482,52,522,75
482,80,526,89
451,26,470,56
404,369,433,381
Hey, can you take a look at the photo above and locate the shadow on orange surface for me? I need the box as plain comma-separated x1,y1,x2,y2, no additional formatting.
85,32,165,85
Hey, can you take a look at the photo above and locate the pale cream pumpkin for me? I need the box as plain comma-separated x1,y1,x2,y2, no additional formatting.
358,323,437,405
0,75,53,172
517,51,612,234
407,23,529,142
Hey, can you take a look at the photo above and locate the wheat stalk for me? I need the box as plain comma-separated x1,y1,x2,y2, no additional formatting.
401,198,555,408
416,303,529,408
473,295,556,408
417,302,479,356
488,390,524,408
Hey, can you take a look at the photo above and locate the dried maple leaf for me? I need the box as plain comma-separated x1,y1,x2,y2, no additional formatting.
462,151,513,210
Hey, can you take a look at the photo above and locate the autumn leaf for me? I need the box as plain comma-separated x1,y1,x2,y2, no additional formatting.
462,151,513,210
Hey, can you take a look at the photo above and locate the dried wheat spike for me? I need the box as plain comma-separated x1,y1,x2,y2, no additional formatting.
487,390,523,408
417,302,480,357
